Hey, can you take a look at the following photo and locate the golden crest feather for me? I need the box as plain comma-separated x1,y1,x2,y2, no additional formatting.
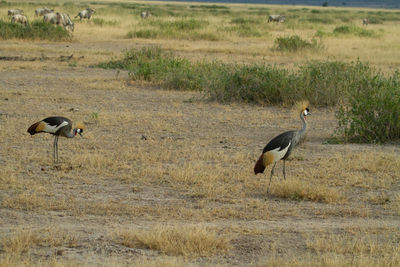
296,100,309,113
292,100,309,117
75,122,85,130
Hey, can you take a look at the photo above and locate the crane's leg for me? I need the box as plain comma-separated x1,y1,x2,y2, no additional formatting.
267,162,277,194
53,136,56,163
56,136,59,163
283,160,286,180
53,136,59,164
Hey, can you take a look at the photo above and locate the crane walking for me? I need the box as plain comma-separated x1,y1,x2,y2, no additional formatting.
27,116,84,163
254,103,310,193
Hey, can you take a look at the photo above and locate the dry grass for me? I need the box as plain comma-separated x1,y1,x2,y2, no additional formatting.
115,224,231,257
0,0,399,266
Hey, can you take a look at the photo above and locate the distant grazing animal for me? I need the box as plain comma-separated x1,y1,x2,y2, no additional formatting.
58,13,74,32
35,7,54,16
44,12,74,32
75,8,95,21
362,18,369,26
268,15,285,23
140,10,151,19
254,102,310,193
11,14,27,25
27,116,84,163
43,12,58,24
8,9,23,16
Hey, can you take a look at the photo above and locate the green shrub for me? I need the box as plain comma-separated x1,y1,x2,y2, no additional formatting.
336,70,400,143
274,35,320,52
333,25,352,34
333,25,376,37
0,20,71,41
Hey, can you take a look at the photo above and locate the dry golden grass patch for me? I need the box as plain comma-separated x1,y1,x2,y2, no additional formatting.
115,224,231,257
0,227,79,264
270,179,345,203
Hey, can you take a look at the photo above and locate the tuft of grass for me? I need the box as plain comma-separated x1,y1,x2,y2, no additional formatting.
115,225,231,257
0,20,71,41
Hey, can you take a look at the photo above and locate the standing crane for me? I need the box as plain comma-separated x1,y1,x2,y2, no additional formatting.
254,103,310,193
27,116,84,163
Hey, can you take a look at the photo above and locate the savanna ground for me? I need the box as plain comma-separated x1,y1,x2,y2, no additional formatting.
0,0,399,266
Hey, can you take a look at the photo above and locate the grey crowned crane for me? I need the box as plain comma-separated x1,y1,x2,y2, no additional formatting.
254,103,310,193
27,116,84,163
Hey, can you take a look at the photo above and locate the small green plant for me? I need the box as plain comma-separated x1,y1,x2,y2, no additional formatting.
90,112,99,121
274,35,321,52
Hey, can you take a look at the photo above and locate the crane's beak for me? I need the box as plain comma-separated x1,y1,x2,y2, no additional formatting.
79,132,83,137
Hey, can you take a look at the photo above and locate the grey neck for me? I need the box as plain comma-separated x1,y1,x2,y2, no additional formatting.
299,113,307,134
64,128,77,138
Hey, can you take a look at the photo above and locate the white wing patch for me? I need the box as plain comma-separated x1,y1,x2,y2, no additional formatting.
269,142,291,162
44,121,68,134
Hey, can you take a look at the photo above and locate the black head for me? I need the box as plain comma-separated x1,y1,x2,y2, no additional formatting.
74,128,83,137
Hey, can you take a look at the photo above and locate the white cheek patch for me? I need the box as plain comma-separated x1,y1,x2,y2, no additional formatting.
44,121,68,134
303,109,308,116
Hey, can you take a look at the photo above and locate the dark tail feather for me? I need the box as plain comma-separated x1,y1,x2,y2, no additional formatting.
27,122,40,135
254,154,266,175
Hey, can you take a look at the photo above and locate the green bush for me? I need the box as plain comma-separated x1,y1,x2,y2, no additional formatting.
0,20,71,41
336,70,400,143
274,35,320,52
333,25,376,37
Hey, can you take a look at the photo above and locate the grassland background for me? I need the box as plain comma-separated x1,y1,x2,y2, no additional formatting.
0,0,399,266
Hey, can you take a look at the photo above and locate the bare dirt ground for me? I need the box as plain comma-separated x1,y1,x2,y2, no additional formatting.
1,39,399,266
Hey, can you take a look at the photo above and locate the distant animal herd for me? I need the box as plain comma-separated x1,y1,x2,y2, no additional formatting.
6,7,374,33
